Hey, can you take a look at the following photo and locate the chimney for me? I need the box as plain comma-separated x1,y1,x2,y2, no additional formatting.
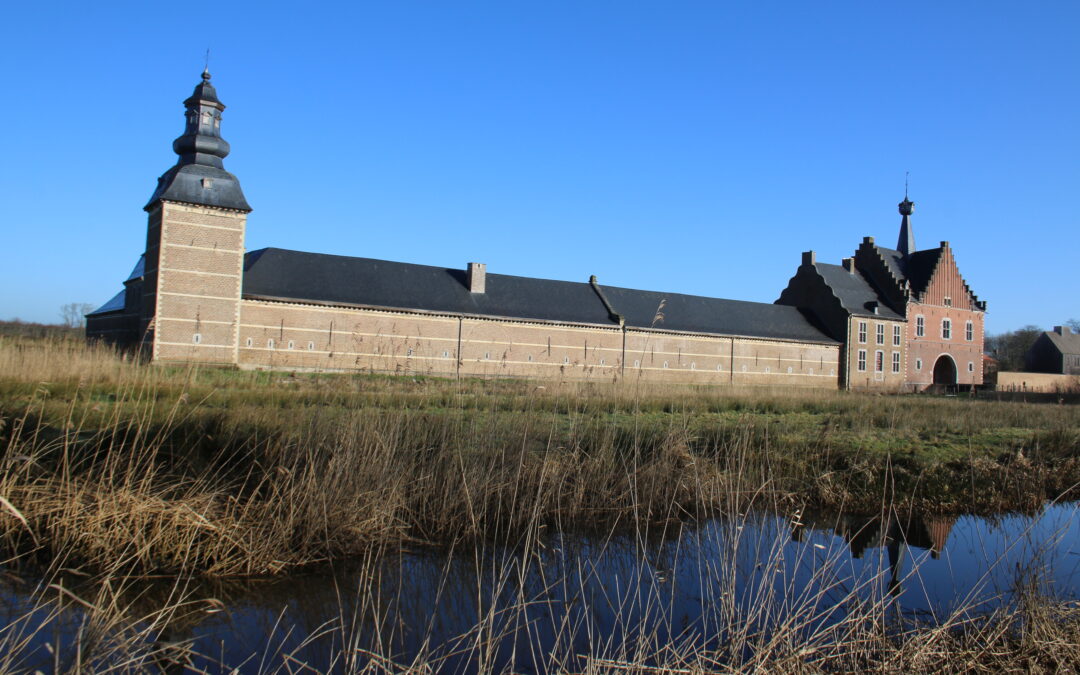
862,236,875,245
842,258,856,274
868,301,879,315
940,241,949,248
802,251,816,266
1054,325,1070,336
467,262,486,293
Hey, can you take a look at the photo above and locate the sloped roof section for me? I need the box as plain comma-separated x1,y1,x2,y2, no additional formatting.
241,248,837,343
242,248,615,326
1044,330,1080,356
87,289,126,316
872,245,907,284
903,248,943,296
815,264,904,320
596,285,836,343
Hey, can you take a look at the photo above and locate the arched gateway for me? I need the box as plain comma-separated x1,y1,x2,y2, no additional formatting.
932,354,957,389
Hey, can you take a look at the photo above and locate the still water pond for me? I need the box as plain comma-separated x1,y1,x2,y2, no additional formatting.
4,502,1080,672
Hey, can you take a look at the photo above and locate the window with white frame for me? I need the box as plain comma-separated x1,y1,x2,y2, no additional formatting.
942,318,952,340
875,324,885,345
893,325,901,346
288,340,295,350
965,321,973,341
875,350,884,372
858,321,867,343
892,352,900,373
916,315,925,337
267,339,275,349
192,333,201,344
857,349,867,371
916,358,923,371
968,361,975,373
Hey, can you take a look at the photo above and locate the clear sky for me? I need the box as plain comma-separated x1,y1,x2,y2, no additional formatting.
2,2,1076,334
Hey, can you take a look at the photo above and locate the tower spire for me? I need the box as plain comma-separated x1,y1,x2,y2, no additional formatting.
896,179,915,257
145,70,251,212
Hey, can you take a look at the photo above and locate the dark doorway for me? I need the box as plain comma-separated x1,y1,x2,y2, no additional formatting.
932,355,957,391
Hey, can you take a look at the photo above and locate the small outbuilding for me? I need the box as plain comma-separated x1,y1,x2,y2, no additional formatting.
1025,326,1080,375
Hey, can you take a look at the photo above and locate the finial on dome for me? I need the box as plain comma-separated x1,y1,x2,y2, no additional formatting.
201,68,211,83
898,197,914,216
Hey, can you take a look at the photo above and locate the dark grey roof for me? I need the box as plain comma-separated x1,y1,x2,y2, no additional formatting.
125,255,145,282
146,71,250,212
903,248,943,295
242,248,836,343
589,285,836,342
815,263,904,320
242,248,615,325
872,245,907,284
88,289,126,316
1043,330,1080,356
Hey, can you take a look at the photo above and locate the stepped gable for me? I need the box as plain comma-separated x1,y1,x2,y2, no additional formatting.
595,284,836,343
814,263,904,319
242,248,616,326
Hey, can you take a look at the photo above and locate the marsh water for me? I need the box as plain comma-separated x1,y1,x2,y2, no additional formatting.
4,502,1080,672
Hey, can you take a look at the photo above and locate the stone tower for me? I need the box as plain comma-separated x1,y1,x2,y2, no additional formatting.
141,70,251,364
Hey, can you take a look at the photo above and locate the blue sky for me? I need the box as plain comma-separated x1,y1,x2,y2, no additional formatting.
1,2,1076,334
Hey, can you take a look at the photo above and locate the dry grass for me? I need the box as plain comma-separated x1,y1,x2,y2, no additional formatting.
0,336,1079,671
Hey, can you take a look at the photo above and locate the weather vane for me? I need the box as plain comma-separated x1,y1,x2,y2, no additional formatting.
905,171,909,200
205,48,211,72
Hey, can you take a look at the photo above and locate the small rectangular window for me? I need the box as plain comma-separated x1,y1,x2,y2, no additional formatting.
893,325,901,346
892,352,900,373
965,321,973,341
192,333,201,344
858,322,867,343
875,324,884,345
942,319,952,340
916,316,925,337
857,349,867,372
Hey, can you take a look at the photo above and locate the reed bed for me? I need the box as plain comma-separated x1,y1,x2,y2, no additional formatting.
1,335,1079,671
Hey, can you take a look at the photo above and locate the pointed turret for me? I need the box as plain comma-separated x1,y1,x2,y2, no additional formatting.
897,197,915,258
145,70,251,212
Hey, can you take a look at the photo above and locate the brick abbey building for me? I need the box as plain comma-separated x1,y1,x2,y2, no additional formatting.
87,72,985,392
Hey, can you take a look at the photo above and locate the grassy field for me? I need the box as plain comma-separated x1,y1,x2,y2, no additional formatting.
1,333,1080,671
1,333,1077,577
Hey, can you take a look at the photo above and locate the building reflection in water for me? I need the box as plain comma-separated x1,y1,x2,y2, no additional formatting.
790,510,956,596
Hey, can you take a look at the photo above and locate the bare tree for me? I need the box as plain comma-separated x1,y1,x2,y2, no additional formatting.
1067,318,1080,332
60,302,96,329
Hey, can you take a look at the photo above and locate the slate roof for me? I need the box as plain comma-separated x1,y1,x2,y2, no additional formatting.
88,256,145,316
902,248,943,296
596,285,836,342
871,245,908,286
88,290,126,316
242,248,836,343
242,248,614,326
814,263,904,320
1043,330,1080,356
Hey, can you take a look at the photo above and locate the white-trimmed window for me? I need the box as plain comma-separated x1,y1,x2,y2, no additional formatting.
442,350,450,358
716,363,723,371
915,358,923,371
942,318,952,340
245,337,253,348
892,352,900,373
944,296,952,307
764,366,771,374
875,324,885,345
267,338,275,349
563,356,570,364
893,325,901,346
484,352,490,360
857,349,867,371
600,358,607,366
968,361,975,373
192,333,201,344
787,366,793,374
663,361,669,369
407,348,414,357
916,316,925,337
965,321,974,341
288,340,295,350
634,359,641,368
875,350,884,373
308,341,315,350
858,321,867,343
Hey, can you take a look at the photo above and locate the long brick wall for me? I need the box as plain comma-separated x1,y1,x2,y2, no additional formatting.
235,298,840,387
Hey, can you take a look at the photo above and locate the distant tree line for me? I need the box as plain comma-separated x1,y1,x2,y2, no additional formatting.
986,318,1080,372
